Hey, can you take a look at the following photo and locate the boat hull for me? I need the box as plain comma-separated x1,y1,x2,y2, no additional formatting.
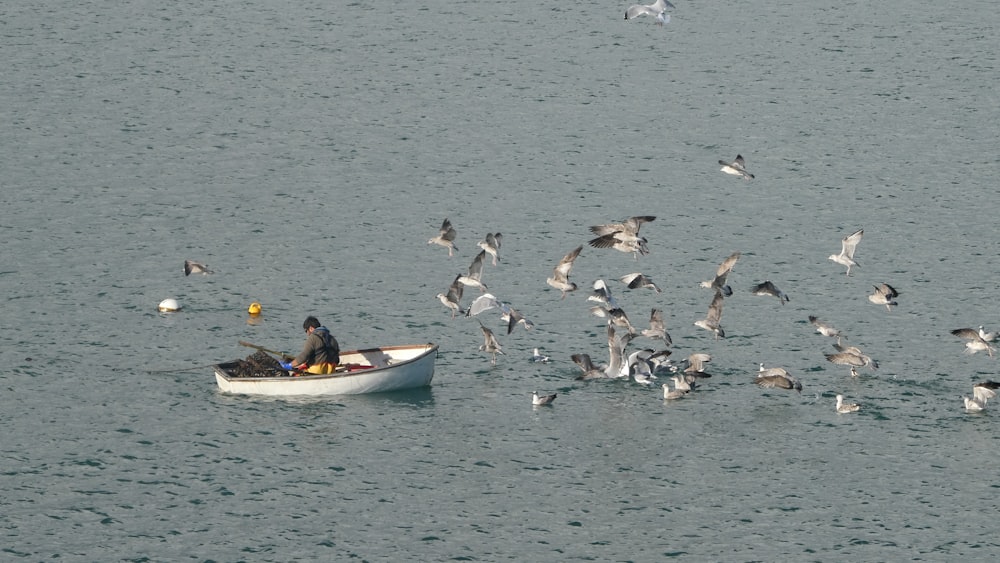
214,343,438,396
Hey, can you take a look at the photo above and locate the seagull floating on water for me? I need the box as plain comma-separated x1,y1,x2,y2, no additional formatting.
718,154,754,180
532,348,550,363
964,395,987,412
546,245,582,299
184,260,214,276
625,0,675,22
868,283,899,312
829,228,863,276
477,233,502,266
700,251,740,296
750,280,790,304
532,391,557,406
835,394,861,413
662,381,688,400
428,218,458,257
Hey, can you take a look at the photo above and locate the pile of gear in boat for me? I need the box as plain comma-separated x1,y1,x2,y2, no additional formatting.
229,351,289,378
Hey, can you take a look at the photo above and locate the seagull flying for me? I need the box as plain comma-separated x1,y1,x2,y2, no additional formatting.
588,216,655,259
700,251,740,296
428,218,458,257
641,308,673,346
436,274,465,318
546,245,583,299
868,283,899,312
620,272,662,293
718,154,754,180
809,315,845,344
754,367,802,393
477,232,502,266
477,321,504,365
826,345,878,377
951,328,996,357
184,260,214,276
694,289,726,339
458,249,489,293
588,279,619,308
829,228,863,276
750,280,790,304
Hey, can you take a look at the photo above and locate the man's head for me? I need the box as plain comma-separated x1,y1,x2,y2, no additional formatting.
303,316,321,333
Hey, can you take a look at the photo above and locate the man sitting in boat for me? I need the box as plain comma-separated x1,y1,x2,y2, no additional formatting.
280,316,341,375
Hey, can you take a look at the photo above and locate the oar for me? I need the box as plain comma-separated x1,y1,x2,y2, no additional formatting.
238,340,294,361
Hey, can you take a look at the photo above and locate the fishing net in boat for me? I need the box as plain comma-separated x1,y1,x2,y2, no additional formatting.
229,351,287,378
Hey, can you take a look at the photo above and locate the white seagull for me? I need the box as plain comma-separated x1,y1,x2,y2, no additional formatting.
428,218,458,257
829,228,863,276
973,381,1000,404
531,348,550,363
184,260,214,276
546,245,583,299
718,154,754,180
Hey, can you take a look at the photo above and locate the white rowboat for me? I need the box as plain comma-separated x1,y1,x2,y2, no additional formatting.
214,343,438,396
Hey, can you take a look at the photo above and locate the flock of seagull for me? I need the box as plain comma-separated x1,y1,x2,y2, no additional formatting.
427,153,998,414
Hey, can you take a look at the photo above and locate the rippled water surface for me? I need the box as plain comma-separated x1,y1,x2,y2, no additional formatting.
3,0,1000,560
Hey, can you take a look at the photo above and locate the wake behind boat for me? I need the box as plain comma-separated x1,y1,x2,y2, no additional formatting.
214,343,438,396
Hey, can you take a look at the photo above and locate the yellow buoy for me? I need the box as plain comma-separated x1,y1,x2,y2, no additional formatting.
248,302,262,315
158,298,181,312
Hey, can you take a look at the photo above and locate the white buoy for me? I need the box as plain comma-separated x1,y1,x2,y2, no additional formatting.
158,298,181,312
